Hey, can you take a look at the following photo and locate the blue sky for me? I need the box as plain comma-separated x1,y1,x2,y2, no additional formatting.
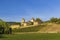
0,0,60,22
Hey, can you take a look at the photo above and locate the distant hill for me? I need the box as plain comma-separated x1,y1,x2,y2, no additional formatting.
6,22,21,25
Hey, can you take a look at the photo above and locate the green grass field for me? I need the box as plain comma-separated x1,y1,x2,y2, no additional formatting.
0,33,60,40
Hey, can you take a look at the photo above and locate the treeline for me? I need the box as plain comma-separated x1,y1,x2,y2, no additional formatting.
6,22,21,25
45,17,60,24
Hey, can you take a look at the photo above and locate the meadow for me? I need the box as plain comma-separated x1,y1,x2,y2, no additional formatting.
0,33,60,40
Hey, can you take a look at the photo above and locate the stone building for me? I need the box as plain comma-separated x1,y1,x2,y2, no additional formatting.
34,21,40,25
21,18,25,26
10,24,20,29
21,18,29,26
23,22,29,26
9,17,41,29
8,22,21,29
21,17,41,27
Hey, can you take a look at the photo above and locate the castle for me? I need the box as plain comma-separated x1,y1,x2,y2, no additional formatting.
10,18,41,29
21,18,41,26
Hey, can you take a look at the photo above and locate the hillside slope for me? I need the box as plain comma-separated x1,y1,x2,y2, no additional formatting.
13,23,60,33
38,23,60,33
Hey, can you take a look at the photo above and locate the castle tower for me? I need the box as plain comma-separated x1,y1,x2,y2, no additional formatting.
30,17,35,22
30,17,35,25
21,18,25,23
21,18,25,26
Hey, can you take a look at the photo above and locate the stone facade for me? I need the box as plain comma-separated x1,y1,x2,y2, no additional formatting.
23,22,29,26
34,21,39,25
10,24,20,29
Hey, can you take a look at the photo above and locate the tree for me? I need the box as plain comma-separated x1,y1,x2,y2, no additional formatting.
0,25,4,34
36,18,42,23
56,18,60,24
49,17,58,23
0,19,10,34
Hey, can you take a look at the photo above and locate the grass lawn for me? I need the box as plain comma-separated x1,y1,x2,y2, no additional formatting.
0,33,60,40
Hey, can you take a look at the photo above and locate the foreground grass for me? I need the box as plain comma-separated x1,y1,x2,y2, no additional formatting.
0,33,60,40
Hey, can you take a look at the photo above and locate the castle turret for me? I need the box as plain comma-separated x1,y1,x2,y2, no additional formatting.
21,18,25,26
30,17,35,22
21,18,25,23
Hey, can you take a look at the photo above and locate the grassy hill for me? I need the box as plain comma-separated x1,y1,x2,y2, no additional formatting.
12,23,60,33
38,23,60,33
13,25,45,32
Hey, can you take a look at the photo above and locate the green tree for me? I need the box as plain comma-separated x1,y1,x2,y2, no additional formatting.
0,19,10,34
49,17,58,23
56,18,60,24
36,18,42,23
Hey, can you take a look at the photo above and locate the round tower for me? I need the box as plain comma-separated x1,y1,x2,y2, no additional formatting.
21,18,25,23
21,18,25,26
